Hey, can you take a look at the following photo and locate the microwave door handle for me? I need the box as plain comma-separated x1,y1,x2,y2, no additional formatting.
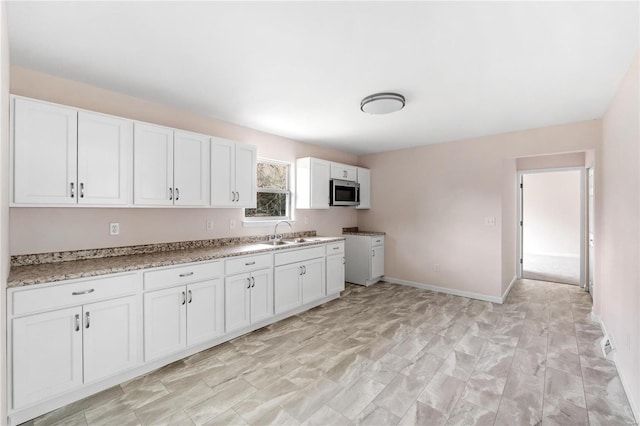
356,186,360,204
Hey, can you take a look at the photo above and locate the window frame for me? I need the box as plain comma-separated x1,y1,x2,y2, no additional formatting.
243,158,293,224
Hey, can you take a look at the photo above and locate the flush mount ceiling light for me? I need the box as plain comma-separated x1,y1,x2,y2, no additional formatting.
360,92,405,115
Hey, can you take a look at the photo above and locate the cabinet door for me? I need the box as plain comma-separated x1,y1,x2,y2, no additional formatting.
134,123,174,206
174,131,210,206
210,137,235,207
13,98,78,205
330,163,357,181
225,273,251,332
326,254,345,294
187,279,224,346
302,258,325,304
356,167,370,209
274,263,302,314
235,142,257,208
12,307,83,409
311,159,330,209
143,286,186,361
83,296,138,383
250,269,274,324
78,112,133,205
371,246,385,279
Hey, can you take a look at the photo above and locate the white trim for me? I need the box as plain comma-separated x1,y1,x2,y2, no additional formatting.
384,276,505,304
590,312,639,423
501,275,518,303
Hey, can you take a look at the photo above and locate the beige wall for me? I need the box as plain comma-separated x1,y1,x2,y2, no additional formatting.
516,152,585,170
599,53,639,418
358,120,600,299
522,170,582,256
9,67,358,254
1,2,9,422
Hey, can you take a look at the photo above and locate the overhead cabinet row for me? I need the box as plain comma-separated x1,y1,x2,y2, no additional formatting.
11,96,256,207
296,157,370,209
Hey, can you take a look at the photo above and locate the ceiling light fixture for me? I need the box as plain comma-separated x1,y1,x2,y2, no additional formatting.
360,92,405,115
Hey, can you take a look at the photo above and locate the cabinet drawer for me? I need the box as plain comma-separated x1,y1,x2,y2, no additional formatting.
371,236,385,247
275,246,325,266
12,273,138,317
326,242,345,255
144,261,223,291
225,254,273,276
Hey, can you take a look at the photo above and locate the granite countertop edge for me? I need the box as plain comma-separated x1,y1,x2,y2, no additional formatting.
342,231,386,236
8,236,346,289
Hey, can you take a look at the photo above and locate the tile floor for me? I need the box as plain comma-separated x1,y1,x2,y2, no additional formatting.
23,279,637,426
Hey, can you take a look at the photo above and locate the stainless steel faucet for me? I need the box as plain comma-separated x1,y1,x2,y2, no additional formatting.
272,220,292,241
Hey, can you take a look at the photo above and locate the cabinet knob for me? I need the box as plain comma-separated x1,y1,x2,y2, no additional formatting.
80,182,84,198
175,187,180,201
188,290,193,303
247,277,251,289
70,182,75,198
169,188,174,200
181,291,186,305
251,276,256,288
85,311,90,329
74,314,80,332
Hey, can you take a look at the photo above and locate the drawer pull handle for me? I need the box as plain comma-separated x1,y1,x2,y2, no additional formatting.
179,272,194,277
245,261,256,266
74,314,80,332
72,289,95,296
333,247,339,250
85,311,90,329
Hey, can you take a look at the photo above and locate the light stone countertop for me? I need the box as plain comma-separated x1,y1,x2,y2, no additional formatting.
342,231,386,237
8,236,344,288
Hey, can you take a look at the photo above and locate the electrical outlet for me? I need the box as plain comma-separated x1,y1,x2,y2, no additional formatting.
109,223,120,236
206,220,214,231
229,219,236,229
433,264,440,272
484,217,496,226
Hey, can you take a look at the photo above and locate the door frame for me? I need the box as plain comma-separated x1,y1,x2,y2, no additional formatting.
516,167,586,287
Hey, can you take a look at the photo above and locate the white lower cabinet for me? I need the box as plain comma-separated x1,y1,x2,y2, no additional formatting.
11,295,138,409
274,247,326,314
144,278,224,361
326,254,345,294
225,269,273,333
345,234,385,286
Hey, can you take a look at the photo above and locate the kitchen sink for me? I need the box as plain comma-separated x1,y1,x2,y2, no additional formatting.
259,240,297,246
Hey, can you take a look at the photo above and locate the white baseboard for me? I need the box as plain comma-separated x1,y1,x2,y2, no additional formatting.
501,275,518,303
590,312,639,422
384,276,505,304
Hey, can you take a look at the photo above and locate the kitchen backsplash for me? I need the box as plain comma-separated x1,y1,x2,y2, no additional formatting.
11,231,318,267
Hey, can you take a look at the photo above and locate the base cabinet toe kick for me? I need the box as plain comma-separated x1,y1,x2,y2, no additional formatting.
6,240,345,426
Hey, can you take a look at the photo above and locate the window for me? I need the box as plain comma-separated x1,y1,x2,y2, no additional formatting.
244,159,291,221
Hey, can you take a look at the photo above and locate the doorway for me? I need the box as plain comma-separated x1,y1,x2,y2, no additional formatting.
518,169,585,286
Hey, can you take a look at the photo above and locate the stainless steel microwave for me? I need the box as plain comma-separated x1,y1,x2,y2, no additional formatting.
330,179,360,206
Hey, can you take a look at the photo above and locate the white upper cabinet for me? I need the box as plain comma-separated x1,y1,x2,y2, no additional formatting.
134,123,174,206
356,167,371,209
296,157,330,209
173,131,210,206
78,112,133,205
210,137,257,208
13,98,78,205
330,162,357,181
134,125,210,206
235,142,257,207
13,97,134,206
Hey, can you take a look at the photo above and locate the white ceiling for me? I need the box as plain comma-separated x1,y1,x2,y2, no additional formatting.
7,1,639,155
